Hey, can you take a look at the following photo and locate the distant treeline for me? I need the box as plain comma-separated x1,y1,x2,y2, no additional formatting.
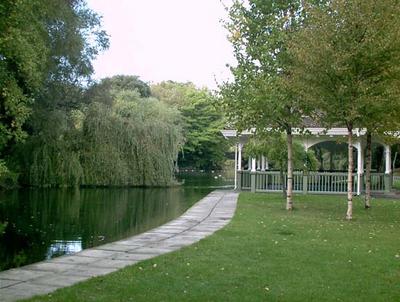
14,77,227,188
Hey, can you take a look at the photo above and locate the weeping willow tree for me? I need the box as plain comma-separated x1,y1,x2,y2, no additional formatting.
81,91,183,186
19,89,183,187
18,108,84,187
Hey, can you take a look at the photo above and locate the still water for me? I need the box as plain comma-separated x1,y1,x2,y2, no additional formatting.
0,173,233,271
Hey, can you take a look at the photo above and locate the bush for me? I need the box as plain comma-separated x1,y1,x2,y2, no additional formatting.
0,160,18,189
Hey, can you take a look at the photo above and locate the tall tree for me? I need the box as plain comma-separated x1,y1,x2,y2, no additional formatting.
152,81,228,170
0,0,108,155
220,0,318,210
288,0,400,219
0,0,49,154
86,75,151,107
362,100,400,208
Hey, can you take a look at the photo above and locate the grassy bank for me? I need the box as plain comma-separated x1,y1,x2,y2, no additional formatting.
27,193,400,302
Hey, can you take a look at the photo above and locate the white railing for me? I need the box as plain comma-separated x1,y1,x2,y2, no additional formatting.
255,171,303,192
366,173,385,192
307,172,356,194
238,170,389,194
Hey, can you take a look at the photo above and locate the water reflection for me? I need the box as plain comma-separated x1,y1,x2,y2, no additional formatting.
176,171,234,188
47,240,82,259
0,186,210,271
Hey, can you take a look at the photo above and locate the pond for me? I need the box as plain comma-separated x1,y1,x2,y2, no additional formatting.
0,172,233,272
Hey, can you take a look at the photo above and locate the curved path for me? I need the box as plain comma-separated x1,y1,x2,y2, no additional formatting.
0,190,238,302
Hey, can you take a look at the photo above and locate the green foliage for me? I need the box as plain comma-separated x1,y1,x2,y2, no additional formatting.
86,75,151,107
245,134,318,172
19,87,183,187
42,0,109,85
152,82,228,170
219,0,320,134
0,0,108,154
81,91,182,186
219,0,328,207
0,160,18,189
288,0,400,130
151,81,195,108
0,0,48,152
18,108,84,187
0,221,6,235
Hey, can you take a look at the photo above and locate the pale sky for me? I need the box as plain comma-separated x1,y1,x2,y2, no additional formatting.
87,0,235,90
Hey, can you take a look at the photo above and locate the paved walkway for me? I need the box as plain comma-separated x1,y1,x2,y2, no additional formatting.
0,190,238,302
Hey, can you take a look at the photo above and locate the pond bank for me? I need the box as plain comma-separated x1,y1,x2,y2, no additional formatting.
0,186,213,271
0,190,238,302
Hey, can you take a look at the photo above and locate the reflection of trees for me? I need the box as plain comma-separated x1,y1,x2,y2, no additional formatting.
0,189,82,270
0,187,207,271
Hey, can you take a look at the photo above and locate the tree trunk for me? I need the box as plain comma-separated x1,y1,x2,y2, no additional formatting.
280,168,287,198
346,126,354,220
365,131,372,209
286,129,294,210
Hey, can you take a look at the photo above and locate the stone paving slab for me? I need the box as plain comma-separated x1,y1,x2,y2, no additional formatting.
49,255,100,265
0,190,238,302
60,266,118,278
90,259,136,269
77,249,119,258
0,269,49,283
30,274,89,288
0,282,59,302
110,252,153,262
0,280,23,289
23,262,77,273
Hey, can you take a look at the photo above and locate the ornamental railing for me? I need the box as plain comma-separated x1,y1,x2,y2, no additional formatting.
238,170,389,194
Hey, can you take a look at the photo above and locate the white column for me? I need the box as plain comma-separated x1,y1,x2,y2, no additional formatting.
234,144,238,189
248,157,251,170
385,145,392,174
261,156,265,171
251,157,256,172
265,158,269,170
356,142,363,196
257,157,261,170
238,143,242,170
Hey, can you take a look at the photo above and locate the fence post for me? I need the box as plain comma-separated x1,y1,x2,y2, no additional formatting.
251,172,256,193
237,170,242,191
358,173,364,195
385,173,391,193
302,174,308,195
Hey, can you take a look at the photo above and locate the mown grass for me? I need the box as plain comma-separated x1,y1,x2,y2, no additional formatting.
26,193,400,302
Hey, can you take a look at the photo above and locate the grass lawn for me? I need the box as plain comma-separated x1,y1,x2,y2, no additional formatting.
26,193,400,302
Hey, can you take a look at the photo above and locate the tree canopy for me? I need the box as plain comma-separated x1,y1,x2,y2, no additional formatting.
152,81,228,170
19,86,183,187
288,0,400,218
85,75,151,107
0,0,108,155
219,0,322,209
